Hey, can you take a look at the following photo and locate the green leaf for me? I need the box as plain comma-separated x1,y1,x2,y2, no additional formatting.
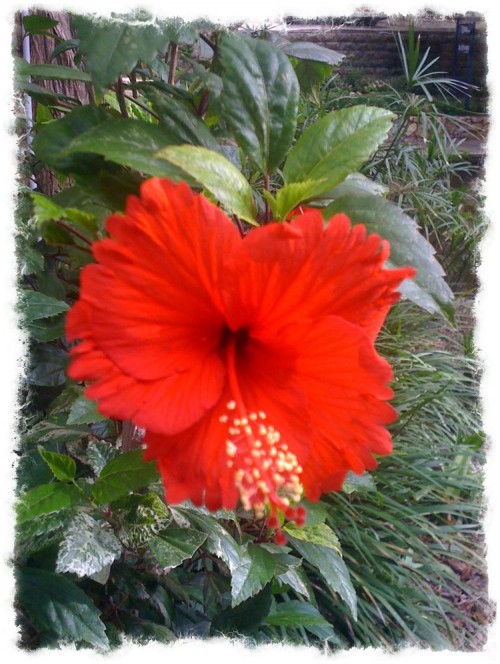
72,12,170,89
276,565,312,601
56,513,122,577
32,105,109,175
17,483,82,524
19,290,69,321
323,193,454,315
141,86,221,152
180,509,253,594
281,42,344,65
156,145,257,223
50,38,80,60
17,60,91,82
284,522,341,553
118,493,171,547
86,440,119,476
249,39,300,172
22,15,59,34
342,471,376,494
288,535,357,619
17,567,109,649
16,509,74,554
231,543,276,606
23,415,89,447
26,316,66,342
37,446,76,482
321,172,388,200
273,180,327,219
149,528,207,568
283,105,395,197
67,395,108,426
66,119,191,179
211,583,273,635
292,60,333,101
219,33,299,174
31,192,99,237
92,450,160,504
28,345,68,387
264,599,330,627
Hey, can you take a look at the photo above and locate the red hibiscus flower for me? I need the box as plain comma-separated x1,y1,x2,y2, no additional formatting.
66,178,415,542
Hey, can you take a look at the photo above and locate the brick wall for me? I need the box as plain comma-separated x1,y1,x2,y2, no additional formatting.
285,19,487,91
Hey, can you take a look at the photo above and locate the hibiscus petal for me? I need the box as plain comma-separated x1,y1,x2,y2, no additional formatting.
280,315,397,499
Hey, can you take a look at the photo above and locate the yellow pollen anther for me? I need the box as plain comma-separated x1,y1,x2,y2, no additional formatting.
219,414,229,423
227,401,236,410
258,411,266,419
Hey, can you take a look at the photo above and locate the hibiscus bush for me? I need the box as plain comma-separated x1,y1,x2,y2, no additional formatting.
15,12,486,651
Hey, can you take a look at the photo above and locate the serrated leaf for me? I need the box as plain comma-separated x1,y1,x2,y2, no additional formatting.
320,172,388,200
17,483,82,524
32,105,109,175
283,106,395,197
115,493,171,547
56,513,122,577
92,450,160,504
31,192,99,236
156,145,257,223
231,543,276,606
284,523,341,553
323,193,454,315
219,33,299,174
37,446,76,482
17,567,109,649
86,440,119,476
16,60,91,82
292,60,333,101
149,528,207,568
16,508,74,555
277,565,312,600
72,12,170,89
264,600,330,627
19,290,69,320
288,535,357,619
67,395,108,425
66,119,193,179
141,86,220,152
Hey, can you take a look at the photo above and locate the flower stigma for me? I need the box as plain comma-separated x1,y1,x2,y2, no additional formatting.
223,334,307,544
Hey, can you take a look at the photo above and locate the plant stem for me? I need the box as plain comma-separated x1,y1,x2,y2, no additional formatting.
263,174,271,223
55,220,92,247
168,42,179,85
115,76,129,118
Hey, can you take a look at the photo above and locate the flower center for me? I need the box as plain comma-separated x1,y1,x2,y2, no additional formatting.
222,334,306,544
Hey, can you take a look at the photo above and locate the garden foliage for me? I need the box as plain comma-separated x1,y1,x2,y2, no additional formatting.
15,12,485,651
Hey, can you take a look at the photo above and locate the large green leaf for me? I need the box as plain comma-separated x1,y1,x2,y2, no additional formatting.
86,440,119,476
22,14,59,34
37,446,76,482
66,119,192,179
23,414,89,447
211,583,273,635
16,60,91,82
264,599,330,627
288,535,357,619
32,105,109,175
231,543,277,606
17,567,109,649
219,33,299,174
92,450,160,504
281,42,344,66
56,513,122,577
149,528,207,568
19,290,69,321
156,145,257,223
283,105,395,197
17,483,82,524
323,193,454,316
72,12,171,89
249,38,300,172
141,86,221,152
